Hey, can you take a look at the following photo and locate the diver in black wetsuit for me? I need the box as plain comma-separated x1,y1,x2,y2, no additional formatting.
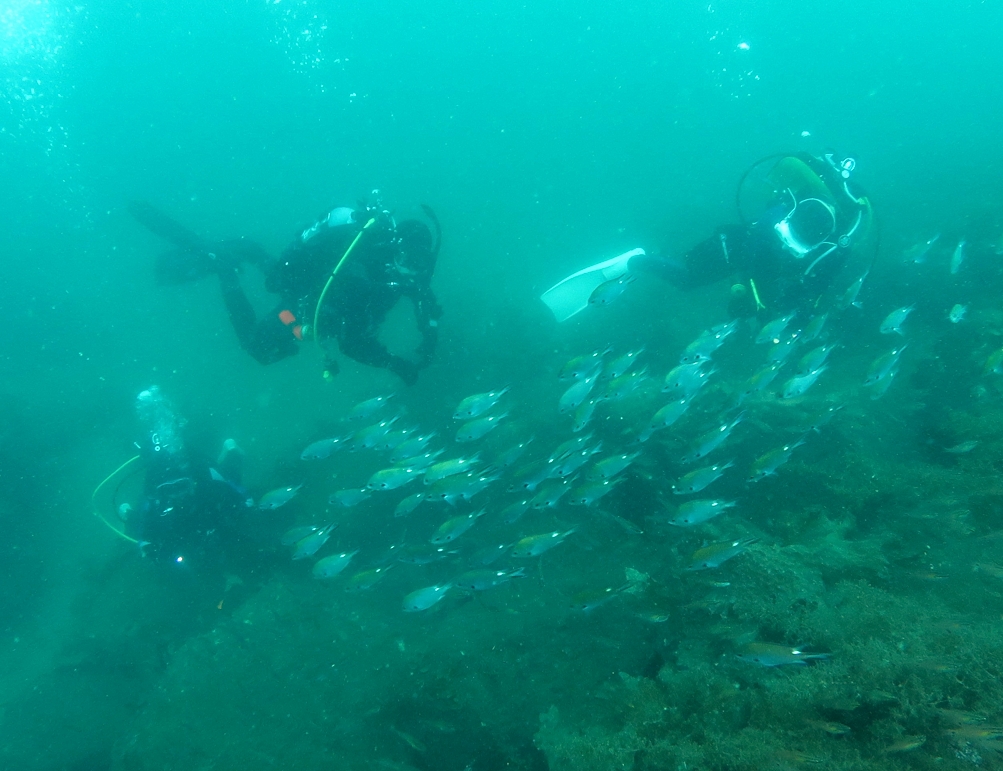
631,152,875,318
129,193,442,385
126,386,251,568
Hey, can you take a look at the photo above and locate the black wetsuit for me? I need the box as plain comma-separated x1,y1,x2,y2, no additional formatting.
130,202,441,384
631,154,868,318
221,216,441,384
130,389,248,567
632,214,848,317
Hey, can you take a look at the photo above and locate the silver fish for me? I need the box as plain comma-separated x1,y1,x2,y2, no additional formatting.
397,546,455,566
344,565,395,593
500,498,531,524
550,433,594,462
453,567,525,592
402,583,453,612
570,582,632,613
494,436,534,468
601,367,649,402
472,542,513,566
300,437,347,460
371,426,417,453
430,509,486,544
902,234,939,265
353,415,400,449
680,413,744,464
838,271,868,310
736,642,830,667
328,488,371,507
867,367,898,400
395,448,444,472
756,312,797,345
950,239,966,275
511,528,577,557
558,371,599,414
292,524,335,560
367,465,422,491
680,321,737,364
781,366,827,399
945,440,978,454
347,393,394,421
455,412,508,443
986,348,1003,375
568,476,622,506
453,387,510,420
864,345,907,386
507,461,554,493
766,336,800,366
879,305,915,335
553,443,603,478
258,484,303,511
741,364,781,398
559,348,610,381
394,491,426,517
948,304,967,324
686,537,757,570
672,461,734,494
589,451,641,480
800,313,828,343
663,360,715,397
665,498,736,526
797,344,837,375
530,477,576,509
572,398,600,433
589,273,636,306
748,437,806,481
639,398,691,442
280,524,319,546
312,550,359,579
605,347,645,379
425,469,499,505
424,454,481,485
389,432,437,464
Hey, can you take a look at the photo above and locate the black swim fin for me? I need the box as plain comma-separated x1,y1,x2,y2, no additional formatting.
128,201,209,253
130,202,272,285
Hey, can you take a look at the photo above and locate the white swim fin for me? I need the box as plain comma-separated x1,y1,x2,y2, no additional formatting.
540,248,644,322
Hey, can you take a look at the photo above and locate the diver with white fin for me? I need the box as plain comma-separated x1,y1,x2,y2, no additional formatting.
542,152,875,322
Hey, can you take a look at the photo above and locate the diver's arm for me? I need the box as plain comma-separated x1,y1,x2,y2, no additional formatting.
404,282,442,367
337,315,419,385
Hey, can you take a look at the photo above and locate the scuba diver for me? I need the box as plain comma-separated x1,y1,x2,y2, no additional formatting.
129,192,442,385
541,151,875,323
120,386,252,568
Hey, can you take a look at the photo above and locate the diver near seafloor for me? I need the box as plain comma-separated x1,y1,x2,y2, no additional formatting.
541,152,875,324
120,386,253,569
632,152,876,318
128,192,442,385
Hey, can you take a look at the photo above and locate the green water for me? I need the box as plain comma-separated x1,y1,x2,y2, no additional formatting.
5,1,1003,769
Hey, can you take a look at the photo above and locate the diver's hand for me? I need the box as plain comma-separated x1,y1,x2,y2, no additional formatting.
322,356,340,381
388,356,419,386
416,325,438,368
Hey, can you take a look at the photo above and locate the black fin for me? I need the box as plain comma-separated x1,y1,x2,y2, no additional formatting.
128,201,208,252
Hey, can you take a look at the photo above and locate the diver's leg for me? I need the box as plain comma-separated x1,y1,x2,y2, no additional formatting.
216,271,299,365
629,251,693,286
632,227,740,290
